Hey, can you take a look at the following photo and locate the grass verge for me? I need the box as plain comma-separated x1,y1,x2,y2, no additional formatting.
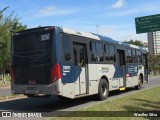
50,86,160,120
0,94,25,101
0,75,11,87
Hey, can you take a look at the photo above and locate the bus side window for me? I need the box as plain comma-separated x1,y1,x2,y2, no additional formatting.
137,50,142,64
126,48,132,63
139,51,142,64
90,42,97,62
105,44,115,63
104,44,109,62
109,45,116,63
96,43,104,62
62,35,71,61
132,49,137,63
90,42,104,62
73,44,78,66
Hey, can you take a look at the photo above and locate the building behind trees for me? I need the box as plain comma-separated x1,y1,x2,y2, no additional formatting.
148,31,160,55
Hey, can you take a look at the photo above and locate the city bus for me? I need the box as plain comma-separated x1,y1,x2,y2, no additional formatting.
10,26,148,100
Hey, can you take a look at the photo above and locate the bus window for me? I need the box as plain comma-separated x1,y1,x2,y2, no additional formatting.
104,44,109,62
96,43,104,62
109,45,115,63
73,44,78,66
62,35,71,61
90,42,104,62
132,49,137,63
90,42,97,62
105,44,115,63
14,31,52,53
139,52,142,64
79,45,86,67
105,44,109,54
91,42,96,52
126,48,132,63
137,50,142,64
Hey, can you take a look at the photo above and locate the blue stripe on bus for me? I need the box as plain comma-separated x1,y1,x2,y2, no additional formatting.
112,64,124,78
126,65,138,76
61,63,83,83
113,65,138,78
61,64,139,83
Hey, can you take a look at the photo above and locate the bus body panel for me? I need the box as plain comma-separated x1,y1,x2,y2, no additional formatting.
11,27,62,95
11,78,61,95
88,64,99,94
125,65,138,87
88,64,121,92
11,26,148,99
61,82,75,98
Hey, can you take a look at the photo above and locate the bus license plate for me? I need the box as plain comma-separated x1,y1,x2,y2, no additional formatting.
26,86,36,91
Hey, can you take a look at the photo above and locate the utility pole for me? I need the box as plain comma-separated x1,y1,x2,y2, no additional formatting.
96,25,100,34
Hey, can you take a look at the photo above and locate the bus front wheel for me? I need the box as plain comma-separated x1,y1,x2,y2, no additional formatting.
97,79,109,100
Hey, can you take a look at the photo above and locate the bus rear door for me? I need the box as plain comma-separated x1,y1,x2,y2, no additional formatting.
73,43,87,95
117,49,126,88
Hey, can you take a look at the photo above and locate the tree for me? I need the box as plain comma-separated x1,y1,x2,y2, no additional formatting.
124,39,144,47
148,54,160,75
0,7,27,84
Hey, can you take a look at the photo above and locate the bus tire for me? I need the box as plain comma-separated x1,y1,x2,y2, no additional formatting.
26,94,35,97
135,75,142,90
58,96,71,101
97,79,109,100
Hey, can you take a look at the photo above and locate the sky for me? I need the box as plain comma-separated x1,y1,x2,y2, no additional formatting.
1,0,160,42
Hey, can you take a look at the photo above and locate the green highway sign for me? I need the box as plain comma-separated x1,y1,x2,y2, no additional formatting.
135,14,160,34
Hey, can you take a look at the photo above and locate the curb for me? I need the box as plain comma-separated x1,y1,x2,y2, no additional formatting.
149,75,160,79
0,95,26,102
0,86,11,90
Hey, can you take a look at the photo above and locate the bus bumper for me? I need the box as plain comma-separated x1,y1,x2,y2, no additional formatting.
11,81,61,96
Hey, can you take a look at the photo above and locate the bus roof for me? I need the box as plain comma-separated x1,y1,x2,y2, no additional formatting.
61,27,147,51
16,26,147,51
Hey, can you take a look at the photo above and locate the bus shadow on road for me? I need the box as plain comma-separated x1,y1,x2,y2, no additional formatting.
0,87,144,112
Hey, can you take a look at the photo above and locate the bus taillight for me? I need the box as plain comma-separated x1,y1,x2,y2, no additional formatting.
126,73,130,77
10,67,15,82
50,64,61,83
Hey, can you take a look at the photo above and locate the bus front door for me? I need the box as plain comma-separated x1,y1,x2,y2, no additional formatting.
117,50,126,87
73,43,87,95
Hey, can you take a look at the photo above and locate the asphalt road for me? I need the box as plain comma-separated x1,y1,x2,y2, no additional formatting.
0,76,159,119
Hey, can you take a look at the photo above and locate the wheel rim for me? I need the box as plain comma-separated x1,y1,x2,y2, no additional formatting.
101,84,107,96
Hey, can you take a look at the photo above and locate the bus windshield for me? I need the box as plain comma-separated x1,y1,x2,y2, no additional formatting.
13,30,52,53
11,28,54,84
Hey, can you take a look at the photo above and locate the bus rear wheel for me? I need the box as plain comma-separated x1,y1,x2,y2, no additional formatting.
97,79,109,100
135,75,143,90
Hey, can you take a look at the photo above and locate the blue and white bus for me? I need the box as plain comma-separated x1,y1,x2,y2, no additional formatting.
10,26,148,100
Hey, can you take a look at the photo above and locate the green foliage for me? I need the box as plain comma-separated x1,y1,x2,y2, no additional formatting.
148,54,160,75
0,7,27,82
124,39,144,47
